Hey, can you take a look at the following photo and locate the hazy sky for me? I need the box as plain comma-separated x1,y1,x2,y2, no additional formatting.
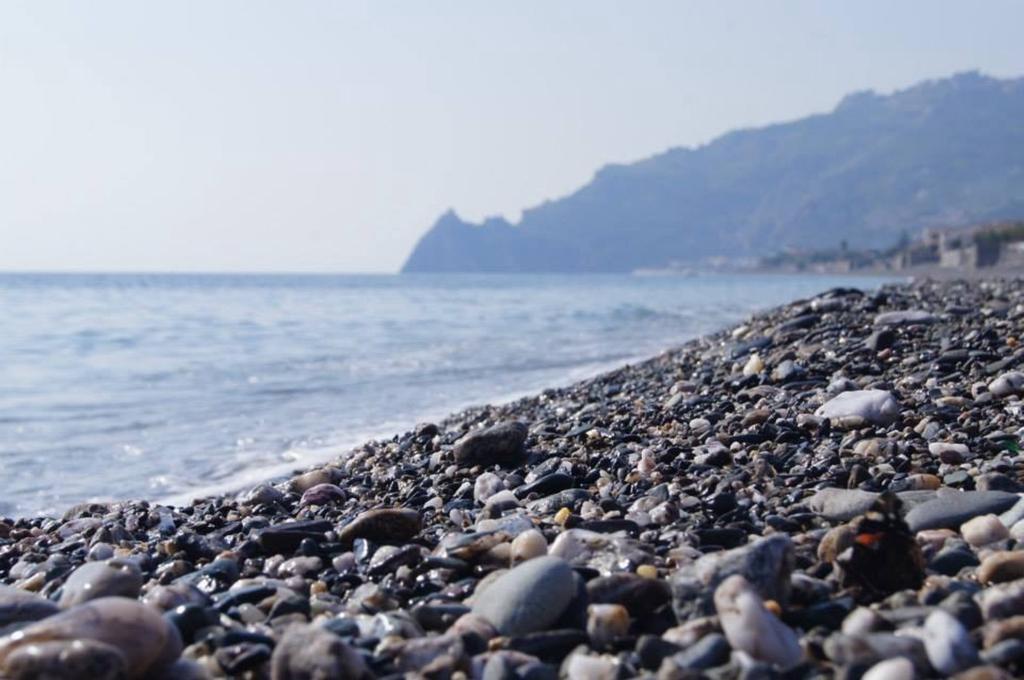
1,2,1023,273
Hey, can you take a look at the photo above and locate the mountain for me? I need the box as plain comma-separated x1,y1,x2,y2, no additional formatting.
402,72,1024,273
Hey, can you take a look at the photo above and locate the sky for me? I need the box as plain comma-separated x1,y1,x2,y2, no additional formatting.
1,2,1023,273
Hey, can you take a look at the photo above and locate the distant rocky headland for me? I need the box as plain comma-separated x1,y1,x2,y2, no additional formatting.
403,72,1024,273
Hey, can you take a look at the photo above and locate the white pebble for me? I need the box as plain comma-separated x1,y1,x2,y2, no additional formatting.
919,609,979,675
960,514,1009,547
714,574,802,668
862,657,914,680
474,472,504,504
510,529,547,564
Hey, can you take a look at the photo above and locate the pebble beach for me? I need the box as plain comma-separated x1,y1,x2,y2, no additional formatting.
3,277,1024,679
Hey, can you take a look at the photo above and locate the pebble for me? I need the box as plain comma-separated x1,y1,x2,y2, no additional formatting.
586,604,629,648
978,551,1024,584
672,534,793,616
905,491,1020,531
1,639,126,680
814,389,900,428
269,624,368,680
453,420,528,466
874,309,937,326
988,371,1024,398
0,597,183,679
920,609,980,675
713,574,802,668
337,508,422,545
472,556,576,636
0,585,60,629
510,529,548,564
961,514,1010,547
58,559,144,608
862,657,915,680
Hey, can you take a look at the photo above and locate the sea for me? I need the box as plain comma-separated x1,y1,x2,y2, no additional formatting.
0,272,899,517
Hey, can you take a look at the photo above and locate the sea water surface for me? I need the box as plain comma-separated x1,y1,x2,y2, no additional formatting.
0,272,897,516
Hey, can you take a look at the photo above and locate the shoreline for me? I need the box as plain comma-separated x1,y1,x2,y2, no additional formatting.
2,277,1023,678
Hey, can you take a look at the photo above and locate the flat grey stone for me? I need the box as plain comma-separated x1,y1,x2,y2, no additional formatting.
874,310,937,326
905,490,1019,532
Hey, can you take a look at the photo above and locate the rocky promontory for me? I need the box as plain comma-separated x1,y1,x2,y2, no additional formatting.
2,278,1024,678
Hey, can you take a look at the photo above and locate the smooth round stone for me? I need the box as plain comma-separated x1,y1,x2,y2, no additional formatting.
0,585,60,629
713,574,802,669
242,484,284,505
961,514,1010,547
905,491,1019,532
471,556,575,636
988,371,1024,398
510,529,548,564
817,524,855,562
474,472,505,504
59,559,144,608
979,551,1024,584
814,389,900,428
807,489,881,521
298,484,345,507
0,597,182,679
862,657,915,680
269,623,368,680
2,639,126,680
564,654,618,680
337,508,422,545
288,468,335,493
920,609,979,675
453,421,529,467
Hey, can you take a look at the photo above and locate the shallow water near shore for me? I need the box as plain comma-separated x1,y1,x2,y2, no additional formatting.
0,272,897,516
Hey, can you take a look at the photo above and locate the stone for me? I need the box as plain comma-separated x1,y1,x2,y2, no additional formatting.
0,585,60,629
929,442,971,464
998,497,1024,527
671,534,793,617
906,491,1019,531
874,310,937,326
586,573,671,617
981,615,1024,648
865,328,896,351
510,529,548,564
807,488,882,521
337,508,421,545
988,371,1024,398
0,597,182,679
979,552,1024,585
474,472,505,504
961,515,1010,547
454,421,528,467
269,624,368,680
58,559,144,608
586,604,629,649
920,609,979,675
664,632,730,671
564,654,618,680
713,575,802,668
823,633,930,674
815,389,900,428
288,469,334,494
1,639,126,680
298,483,345,506
471,556,576,636
862,657,915,680
978,580,1024,621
